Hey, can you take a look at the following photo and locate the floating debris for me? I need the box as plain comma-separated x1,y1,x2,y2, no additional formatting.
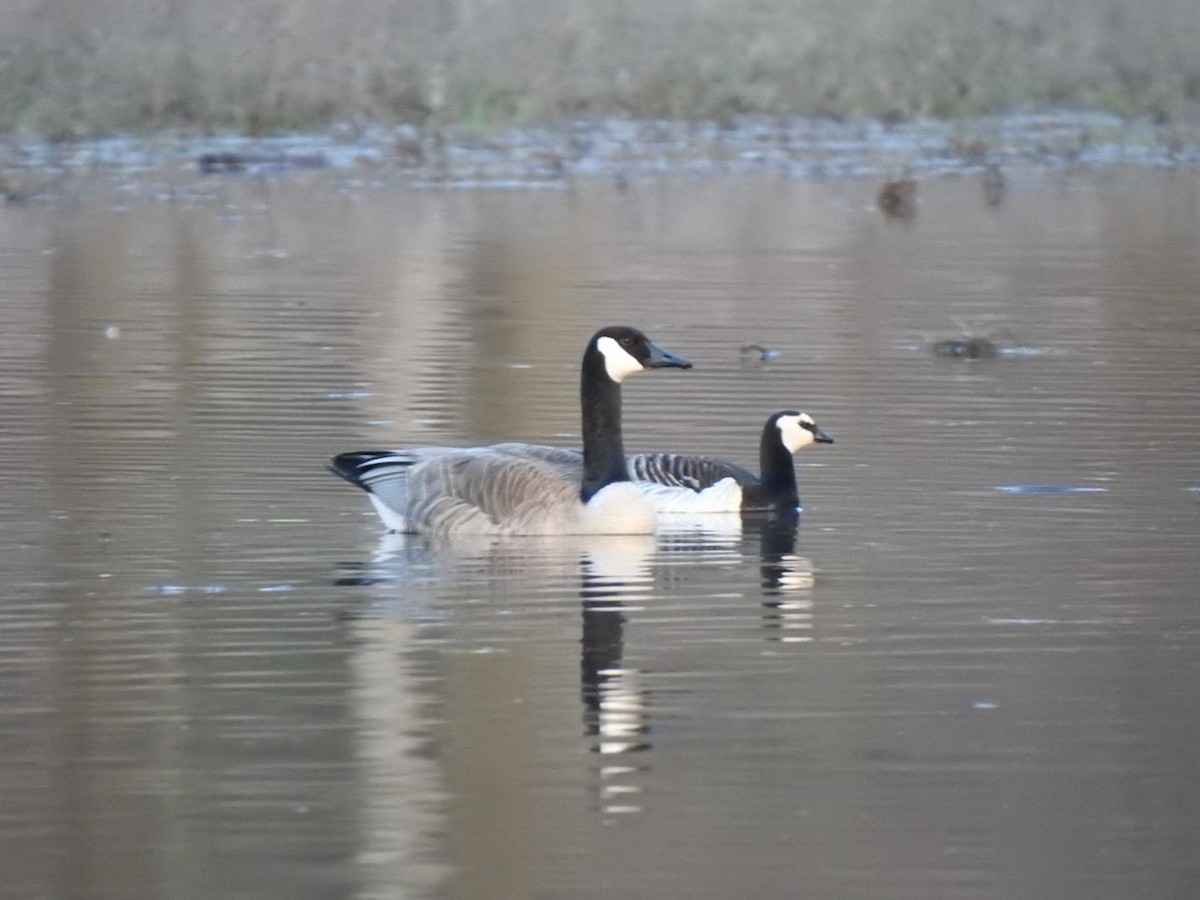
198,151,330,175
878,176,917,218
198,152,244,174
739,343,782,362
932,336,999,359
929,325,1029,360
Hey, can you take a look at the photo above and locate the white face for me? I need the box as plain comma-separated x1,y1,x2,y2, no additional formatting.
777,413,818,454
596,335,644,383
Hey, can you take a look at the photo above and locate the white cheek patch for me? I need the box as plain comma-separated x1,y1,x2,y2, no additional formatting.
596,336,644,383
778,415,815,453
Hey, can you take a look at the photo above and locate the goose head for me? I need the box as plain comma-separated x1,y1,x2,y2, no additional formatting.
773,411,834,454
579,326,692,505
589,325,693,383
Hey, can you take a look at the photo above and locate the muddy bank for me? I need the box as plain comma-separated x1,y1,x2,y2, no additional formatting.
2,111,1198,201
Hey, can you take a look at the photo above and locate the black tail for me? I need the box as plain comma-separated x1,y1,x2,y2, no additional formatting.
328,451,408,491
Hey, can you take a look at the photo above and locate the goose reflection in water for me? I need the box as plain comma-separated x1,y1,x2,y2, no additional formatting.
334,511,816,823
655,511,814,642
749,507,816,643
579,536,658,816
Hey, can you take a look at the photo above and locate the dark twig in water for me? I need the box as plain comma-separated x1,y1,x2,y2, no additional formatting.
198,152,330,174
740,344,782,362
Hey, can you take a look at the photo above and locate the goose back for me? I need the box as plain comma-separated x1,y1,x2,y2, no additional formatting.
628,452,758,491
403,449,621,535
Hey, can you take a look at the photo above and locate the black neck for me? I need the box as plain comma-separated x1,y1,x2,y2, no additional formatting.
579,352,631,502
757,421,799,507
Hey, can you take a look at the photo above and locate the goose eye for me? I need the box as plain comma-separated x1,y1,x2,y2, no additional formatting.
619,336,635,348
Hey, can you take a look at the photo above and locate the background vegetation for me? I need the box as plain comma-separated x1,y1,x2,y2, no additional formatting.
2,0,1199,138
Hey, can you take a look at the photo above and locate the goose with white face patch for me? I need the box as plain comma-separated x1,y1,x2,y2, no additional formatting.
329,326,692,536
628,410,833,512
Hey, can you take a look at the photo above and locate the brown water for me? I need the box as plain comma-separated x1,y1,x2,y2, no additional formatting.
1,166,1199,900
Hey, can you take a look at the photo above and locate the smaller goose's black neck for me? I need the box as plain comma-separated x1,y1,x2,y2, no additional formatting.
751,422,800,508
579,352,631,503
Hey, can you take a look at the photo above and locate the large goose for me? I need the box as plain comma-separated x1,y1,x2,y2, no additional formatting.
329,326,692,535
629,410,832,512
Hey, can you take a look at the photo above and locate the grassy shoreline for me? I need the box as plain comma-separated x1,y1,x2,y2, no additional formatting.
2,1,1199,141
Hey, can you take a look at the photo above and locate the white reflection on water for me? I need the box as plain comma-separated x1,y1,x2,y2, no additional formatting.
580,537,656,814
753,509,817,642
353,515,809,825
347,614,447,897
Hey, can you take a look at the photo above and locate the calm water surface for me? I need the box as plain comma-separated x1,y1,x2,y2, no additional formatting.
1,166,1198,899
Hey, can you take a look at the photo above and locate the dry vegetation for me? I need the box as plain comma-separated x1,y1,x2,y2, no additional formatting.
2,0,1199,138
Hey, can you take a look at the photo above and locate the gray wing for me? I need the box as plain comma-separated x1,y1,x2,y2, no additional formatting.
405,448,581,535
627,452,759,492
489,442,585,469
333,444,588,534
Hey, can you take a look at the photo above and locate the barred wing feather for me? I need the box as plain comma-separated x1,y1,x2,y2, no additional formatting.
627,452,758,491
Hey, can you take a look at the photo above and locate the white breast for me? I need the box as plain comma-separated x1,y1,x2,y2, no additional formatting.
578,482,660,534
